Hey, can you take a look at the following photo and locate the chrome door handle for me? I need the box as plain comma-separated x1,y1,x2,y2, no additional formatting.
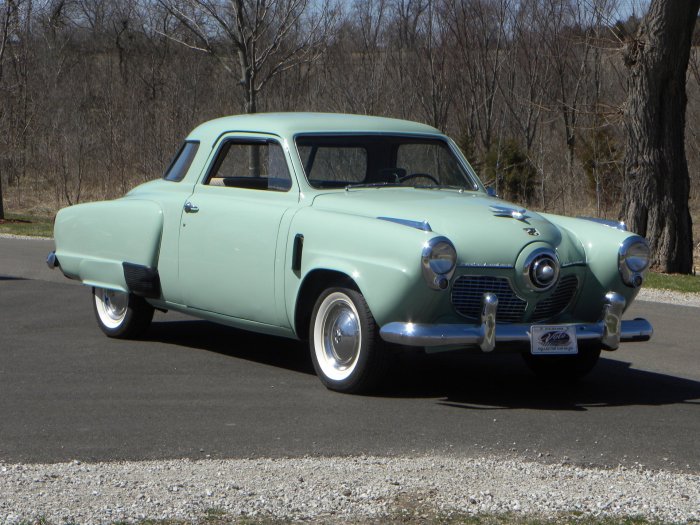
184,201,199,213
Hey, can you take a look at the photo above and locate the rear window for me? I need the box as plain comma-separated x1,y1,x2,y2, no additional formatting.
163,141,199,182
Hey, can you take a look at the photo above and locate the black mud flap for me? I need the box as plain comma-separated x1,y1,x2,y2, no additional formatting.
122,262,161,298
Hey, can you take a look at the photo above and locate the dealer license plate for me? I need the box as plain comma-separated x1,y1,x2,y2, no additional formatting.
530,325,578,355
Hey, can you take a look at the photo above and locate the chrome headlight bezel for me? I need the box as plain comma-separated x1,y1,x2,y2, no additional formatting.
522,248,560,292
422,237,457,290
619,236,650,288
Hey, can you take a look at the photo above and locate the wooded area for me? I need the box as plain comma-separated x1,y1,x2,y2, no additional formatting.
0,0,698,268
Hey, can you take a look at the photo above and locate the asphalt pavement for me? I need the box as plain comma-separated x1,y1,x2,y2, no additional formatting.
1,237,699,470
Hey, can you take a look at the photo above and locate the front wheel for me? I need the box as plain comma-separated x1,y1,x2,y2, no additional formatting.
92,287,154,339
522,342,601,381
309,287,387,394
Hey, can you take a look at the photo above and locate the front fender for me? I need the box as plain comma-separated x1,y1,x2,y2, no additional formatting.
286,208,447,328
543,213,643,319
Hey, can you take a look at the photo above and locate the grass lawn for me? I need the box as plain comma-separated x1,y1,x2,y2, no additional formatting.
0,213,54,238
644,271,700,294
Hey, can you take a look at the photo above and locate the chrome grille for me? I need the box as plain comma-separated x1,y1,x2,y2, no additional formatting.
451,276,527,323
531,275,579,321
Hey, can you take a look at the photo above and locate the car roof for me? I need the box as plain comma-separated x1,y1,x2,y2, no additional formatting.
187,112,441,141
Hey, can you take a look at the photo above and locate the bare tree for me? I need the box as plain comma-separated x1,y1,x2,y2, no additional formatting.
446,0,509,152
319,0,389,115
415,0,452,130
621,0,700,273
0,0,29,218
497,0,550,155
159,0,335,113
385,0,428,120
0,0,17,219
543,0,591,187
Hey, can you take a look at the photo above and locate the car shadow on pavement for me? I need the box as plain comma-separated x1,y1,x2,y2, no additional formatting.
147,319,700,410
147,319,315,375
379,351,700,410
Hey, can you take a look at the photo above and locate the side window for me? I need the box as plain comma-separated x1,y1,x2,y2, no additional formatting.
164,141,199,182
206,140,292,192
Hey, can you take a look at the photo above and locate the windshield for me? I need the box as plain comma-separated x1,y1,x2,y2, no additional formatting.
295,135,480,190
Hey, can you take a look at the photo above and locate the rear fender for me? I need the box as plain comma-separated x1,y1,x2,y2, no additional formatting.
54,199,164,292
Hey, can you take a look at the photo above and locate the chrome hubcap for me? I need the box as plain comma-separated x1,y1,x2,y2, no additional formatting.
314,292,362,381
102,290,128,320
324,304,360,367
94,287,129,328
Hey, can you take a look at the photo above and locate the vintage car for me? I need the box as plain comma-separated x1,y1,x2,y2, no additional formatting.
48,113,653,393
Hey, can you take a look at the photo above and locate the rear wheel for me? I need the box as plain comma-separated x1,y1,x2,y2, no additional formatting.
309,287,387,394
92,287,154,339
522,342,601,381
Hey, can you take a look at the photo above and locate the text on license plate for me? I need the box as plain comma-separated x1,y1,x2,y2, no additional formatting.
530,325,578,355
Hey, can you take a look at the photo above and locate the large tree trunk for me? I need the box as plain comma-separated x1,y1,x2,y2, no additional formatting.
621,0,700,273
0,172,4,220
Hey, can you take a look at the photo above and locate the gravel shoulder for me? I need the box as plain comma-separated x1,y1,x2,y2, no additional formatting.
637,288,700,308
1,455,698,525
0,233,52,241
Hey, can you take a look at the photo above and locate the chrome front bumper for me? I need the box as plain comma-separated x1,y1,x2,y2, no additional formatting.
379,292,653,352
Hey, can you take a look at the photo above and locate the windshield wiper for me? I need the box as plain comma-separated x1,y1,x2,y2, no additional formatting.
344,182,405,190
345,182,474,191
413,184,470,191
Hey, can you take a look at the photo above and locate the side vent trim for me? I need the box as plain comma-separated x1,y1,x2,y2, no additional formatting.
292,234,304,272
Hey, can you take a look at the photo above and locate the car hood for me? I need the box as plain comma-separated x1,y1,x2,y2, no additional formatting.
311,188,585,266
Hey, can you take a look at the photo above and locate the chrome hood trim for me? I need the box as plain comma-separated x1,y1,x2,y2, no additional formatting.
458,263,515,269
377,216,432,232
577,216,627,231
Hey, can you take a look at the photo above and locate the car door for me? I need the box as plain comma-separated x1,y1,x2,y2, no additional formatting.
178,134,298,326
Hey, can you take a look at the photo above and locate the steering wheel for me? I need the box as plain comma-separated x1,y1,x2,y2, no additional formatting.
397,172,440,185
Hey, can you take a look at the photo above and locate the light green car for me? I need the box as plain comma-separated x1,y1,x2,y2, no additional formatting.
48,113,653,393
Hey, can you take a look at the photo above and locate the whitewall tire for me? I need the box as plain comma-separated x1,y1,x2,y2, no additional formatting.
92,287,154,339
309,287,387,393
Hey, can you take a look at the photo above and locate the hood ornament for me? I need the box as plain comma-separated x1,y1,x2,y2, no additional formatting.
489,204,531,222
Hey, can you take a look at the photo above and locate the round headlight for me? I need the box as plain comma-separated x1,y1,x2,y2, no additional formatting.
623,240,650,272
428,241,457,274
619,237,650,287
422,237,457,290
